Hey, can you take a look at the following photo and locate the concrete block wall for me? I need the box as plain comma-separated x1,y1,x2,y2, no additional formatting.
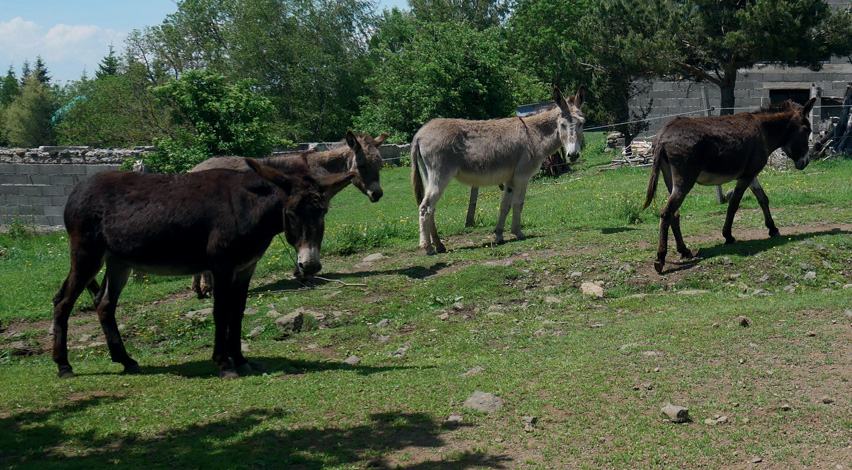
0,162,121,229
630,63,852,138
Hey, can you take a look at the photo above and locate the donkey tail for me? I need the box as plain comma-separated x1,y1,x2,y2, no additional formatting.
643,143,664,210
411,139,425,205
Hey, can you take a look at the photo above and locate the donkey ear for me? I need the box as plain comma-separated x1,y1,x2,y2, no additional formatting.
553,86,566,107
572,85,586,108
345,130,362,152
801,97,816,115
246,158,294,195
374,133,388,146
319,171,356,197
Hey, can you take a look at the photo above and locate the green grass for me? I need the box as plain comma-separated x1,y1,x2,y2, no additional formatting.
2,132,852,468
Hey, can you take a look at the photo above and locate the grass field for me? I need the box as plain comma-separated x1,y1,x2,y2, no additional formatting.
2,132,852,469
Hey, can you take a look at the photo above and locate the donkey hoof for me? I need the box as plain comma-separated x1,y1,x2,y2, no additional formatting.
424,246,437,256
724,236,736,245
653,260,665,274
680,249,694,260
435,243,447,254
768,228,780,237
220,369,240,380
122,363,142,375
235,363,253,376
58,367,75,379
512,231,527,241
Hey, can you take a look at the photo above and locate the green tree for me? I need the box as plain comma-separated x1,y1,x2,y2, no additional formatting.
3,74,57,146
408,0,510,29
594,0,852,114
145,69,282,173
356,14,526,141
0,67,21,106
33,56,51,84
96,44,121,79
55,62,173,147
129,0,376,141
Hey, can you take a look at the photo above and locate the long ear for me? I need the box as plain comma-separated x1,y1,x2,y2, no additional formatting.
553,86,567,110
246,158,294,195
572,85,586,108
801,97,816,115
319,171,356,197
345,130,362,153
373,133,388,146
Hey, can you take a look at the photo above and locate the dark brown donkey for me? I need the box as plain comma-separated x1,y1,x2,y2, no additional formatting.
189,130,386,297
643,98,815,274
52,159,354,379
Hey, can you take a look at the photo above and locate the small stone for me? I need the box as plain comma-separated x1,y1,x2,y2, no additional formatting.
362,253,386,262
246,326,263,338
275,312,303,333
660,404,690,423
736,316,752,327
495,437,504,443
742,417,750,424
244,308,258,315
447,415,463,423
752,457,763,464
464,391,504,413
484,259,514,267
533,328,547,337
804,271,817,281
721,256,733,265
806,331,816,337
375,318,390,327
521,416,537,432
266,309,282,318
343,355,361,366
570,271,582,278
451,302,465,311
545,296,562,304
780,404,792,411
758,274,770,282
437,312,450,321
678,289,710,295
784,284,797,293
716,415,728,424
704,418,717,425
580,282,604,298
461,366,485,377
822,395,834,404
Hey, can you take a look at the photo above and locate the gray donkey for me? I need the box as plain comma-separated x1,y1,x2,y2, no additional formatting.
190,130,387,296
411,86,585,254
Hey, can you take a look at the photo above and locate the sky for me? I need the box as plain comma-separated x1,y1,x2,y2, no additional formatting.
0,0,409,86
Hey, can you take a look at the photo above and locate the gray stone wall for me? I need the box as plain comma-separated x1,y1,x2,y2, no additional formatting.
629,63,852,138
0,144,410,231
0,146,154,230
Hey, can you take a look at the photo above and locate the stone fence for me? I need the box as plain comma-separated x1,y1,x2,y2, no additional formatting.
0,144,410,231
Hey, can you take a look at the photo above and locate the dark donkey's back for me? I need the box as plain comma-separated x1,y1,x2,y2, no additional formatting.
52,159,354,379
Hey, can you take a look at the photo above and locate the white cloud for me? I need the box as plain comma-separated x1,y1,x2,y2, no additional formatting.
0,17,127,82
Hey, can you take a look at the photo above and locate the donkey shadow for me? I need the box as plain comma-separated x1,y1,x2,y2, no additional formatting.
660,228,849,274
82,357,426,379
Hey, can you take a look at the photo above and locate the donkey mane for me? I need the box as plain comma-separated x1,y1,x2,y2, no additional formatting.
754,100,803,115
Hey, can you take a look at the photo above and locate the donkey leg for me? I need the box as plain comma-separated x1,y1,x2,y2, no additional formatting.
749,178,780,237
722,179,752,244
227,265,260,375
493,183,515,244
211,269,239,379
96,261,140,374
508,180,530,240
191,273,213,299
671,210,693,259
419,177,450,254
52,242,104,378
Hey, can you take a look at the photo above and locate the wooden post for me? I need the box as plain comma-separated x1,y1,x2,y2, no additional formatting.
465,187,479,227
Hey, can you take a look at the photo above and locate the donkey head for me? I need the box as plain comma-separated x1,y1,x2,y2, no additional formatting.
554,85,586,162
245,158,355,278
345,130,387,202
782,97,816,171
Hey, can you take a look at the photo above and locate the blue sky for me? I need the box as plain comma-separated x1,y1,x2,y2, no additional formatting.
0,0,409,85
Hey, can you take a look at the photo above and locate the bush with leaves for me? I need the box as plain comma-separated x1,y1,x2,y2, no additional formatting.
145,70,285,173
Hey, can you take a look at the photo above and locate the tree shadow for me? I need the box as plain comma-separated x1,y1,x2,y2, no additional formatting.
2,398,510,469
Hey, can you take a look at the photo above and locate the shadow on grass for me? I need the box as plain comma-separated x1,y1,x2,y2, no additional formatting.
601,227,638,235
658,228,850,275
0,395,509,469
78,357,428,380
